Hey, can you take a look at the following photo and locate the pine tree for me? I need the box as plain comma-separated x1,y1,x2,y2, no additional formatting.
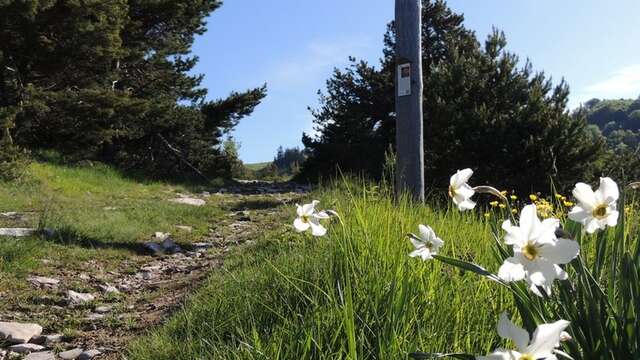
299,0,605,193
0,0,266,180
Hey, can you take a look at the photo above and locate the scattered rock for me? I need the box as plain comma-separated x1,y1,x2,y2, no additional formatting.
192,242,213,252
0,322,43,344
59,348,83,360
67,290,95,305
24,351,55,360
175,225,193,232
98,284,120,294
78,349,101,360
84,313,105,321
0,228,37,237
144,241,163,255
168,197,206,206
153,232,170,240
27,276,60,288
30,333,62,346
8,343,45,354
161,237,182,254
94,305,112,314
78,274,91,281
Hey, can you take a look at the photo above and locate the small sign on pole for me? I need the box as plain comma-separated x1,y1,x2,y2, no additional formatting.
397,63,411,96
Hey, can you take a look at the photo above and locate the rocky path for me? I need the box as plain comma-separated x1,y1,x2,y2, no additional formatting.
0,181,308,360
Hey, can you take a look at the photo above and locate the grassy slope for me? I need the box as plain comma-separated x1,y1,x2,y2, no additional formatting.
0,162,224,329
127,182,513,359
244,162,272,171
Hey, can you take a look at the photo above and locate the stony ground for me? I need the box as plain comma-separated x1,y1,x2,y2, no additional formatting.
0,180,308,360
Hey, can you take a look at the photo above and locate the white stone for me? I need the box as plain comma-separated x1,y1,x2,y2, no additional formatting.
0,322,43,344
9,343,45,353
0,228,36,237
24,351,55,360
168,197,206,206
94,305,112,314
67,290,95,305
59,348,83,360
27,276,60,287
175,225,193,232
98,284,120,294
84,313,104,321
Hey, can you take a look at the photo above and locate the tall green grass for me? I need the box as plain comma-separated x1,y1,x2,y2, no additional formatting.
127,181,513,359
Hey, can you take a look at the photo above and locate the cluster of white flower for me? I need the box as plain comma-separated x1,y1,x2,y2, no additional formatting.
407,168,622,359
290,168,624,359
292,200,333,237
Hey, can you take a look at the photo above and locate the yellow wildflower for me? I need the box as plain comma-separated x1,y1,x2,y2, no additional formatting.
554,194,563,199
484,212,491,218
510,195,518,200
499,203,506,209
500,190,508,196
490,201,499,207
529,194,538,201
563,201,574,207
511,208,518,214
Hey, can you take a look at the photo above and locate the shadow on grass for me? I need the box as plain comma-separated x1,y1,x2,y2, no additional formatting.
44,226,150,255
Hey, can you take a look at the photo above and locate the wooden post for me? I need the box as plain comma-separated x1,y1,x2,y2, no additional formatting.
395,0,424,202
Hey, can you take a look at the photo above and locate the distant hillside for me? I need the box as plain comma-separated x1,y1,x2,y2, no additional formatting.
579,96,640,151
244,162,272,171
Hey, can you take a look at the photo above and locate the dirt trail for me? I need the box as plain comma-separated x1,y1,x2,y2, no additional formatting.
0,181,308,359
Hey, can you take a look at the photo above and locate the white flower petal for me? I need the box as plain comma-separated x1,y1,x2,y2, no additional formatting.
451,168,473,188
296,204,304,217
497,313,530,352
535,218,560,245
572,182,597,210
527,258,557,287
584,218,603,234
301,202,316,215
498,257,526,282
525,320,570,358
476,349,521,360
502,220,525,246
568,206,590,225
309,219,327,237
314,211,331,220
519,204,540,239
539,239,580,265
606,210,619,227
457,183,475,198
418,224,435,241
597,177,619,204
294,218,310,232
410,248,434,260
456,197,476,211
554,264,568,280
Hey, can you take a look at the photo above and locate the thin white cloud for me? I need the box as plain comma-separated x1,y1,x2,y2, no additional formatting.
572,64,640,108
267,37,373,89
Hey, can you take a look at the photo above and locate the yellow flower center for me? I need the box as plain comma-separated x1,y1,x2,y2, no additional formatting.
592,204,608,219
522,242,539,261
448,185,456,198
301,215,310,223
518,355,535,360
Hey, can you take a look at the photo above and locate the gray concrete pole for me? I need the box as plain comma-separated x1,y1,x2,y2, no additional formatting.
395,0,424,202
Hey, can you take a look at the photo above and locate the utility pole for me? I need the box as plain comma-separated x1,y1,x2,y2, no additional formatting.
395,0,424,202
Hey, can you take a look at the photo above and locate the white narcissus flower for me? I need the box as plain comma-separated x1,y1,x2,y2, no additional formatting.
408,224,444,261
568,177,619,234
449,168,476,211
498,204,580,297
477,312,570,360
293,200,331,236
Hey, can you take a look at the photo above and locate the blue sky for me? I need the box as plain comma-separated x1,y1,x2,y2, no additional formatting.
191,0,640,163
